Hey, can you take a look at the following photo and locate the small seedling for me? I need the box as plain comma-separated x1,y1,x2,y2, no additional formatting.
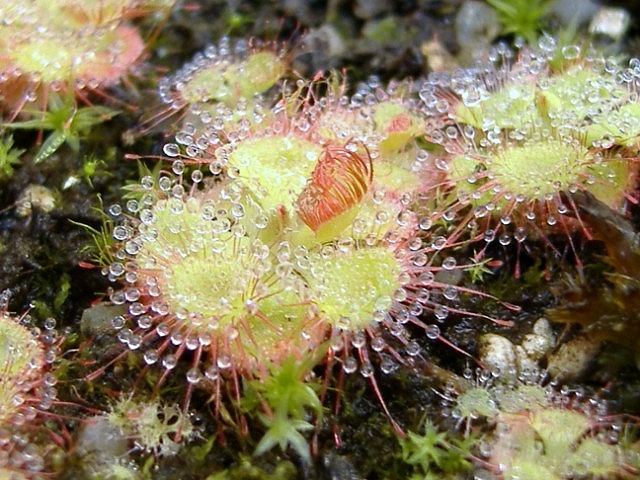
5,95,118,163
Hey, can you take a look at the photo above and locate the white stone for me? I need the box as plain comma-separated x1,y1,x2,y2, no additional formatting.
478,333,517,380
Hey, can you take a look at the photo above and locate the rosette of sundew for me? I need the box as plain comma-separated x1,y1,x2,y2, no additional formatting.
0,311,58,478
267,76,436,248
157,72,434,248
418,42,639,271
139,36,290,136
433,367,639,479
430,123,638,274
486,386,635,479
100,178,327,414
0,0,150,121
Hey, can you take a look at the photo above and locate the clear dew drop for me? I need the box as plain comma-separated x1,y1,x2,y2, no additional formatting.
380,356,398,374
360,362,374,378
143,350,159,365
186,368,201,384
162,354,177,370
425,324,440,339
216,354,231,369
163,143,181,157
371,336,386,352
342,357,358,374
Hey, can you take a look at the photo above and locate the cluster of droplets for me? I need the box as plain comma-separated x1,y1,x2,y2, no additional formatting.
416,38,640,260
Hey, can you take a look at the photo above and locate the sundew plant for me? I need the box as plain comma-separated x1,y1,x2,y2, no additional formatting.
418,37,640,273
98,38,521,449
2,2,640,477
90,33,640,471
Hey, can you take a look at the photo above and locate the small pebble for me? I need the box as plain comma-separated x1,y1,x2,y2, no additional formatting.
589,7,631,41
15,184,57,217
546,334,601,382
354,0,392,20
454,1,499,63
521,318,555,362
478,333,518,381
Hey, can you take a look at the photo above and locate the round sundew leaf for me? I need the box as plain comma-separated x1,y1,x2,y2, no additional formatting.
180,63,234,104
228,135,321,213
564,437,620,478
162,248,243,318
372,101,425,152
239,289,328,373
136,185,269,259
529,408,590,455
587,101,640,147
76,25,145,85
130,191,277,325
454,386,499,420
586,156,638,210
0,313,44,379
9,24,144,86
11,40,85,83
539,65,626,123
303,246,403,331
233,51,286,98
156,234,271,323
0,313,45,426
180,50,285,106
489,138,591,201
454,80,538,130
